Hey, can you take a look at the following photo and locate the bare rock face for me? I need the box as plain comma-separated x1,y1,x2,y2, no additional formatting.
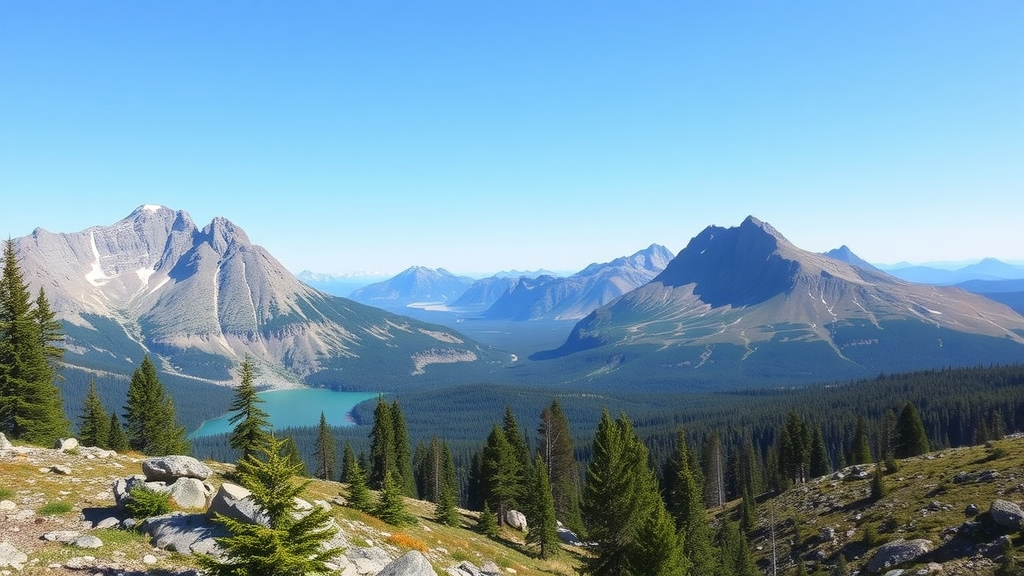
142,455,213,482
866,539,933,573
0,542,28,568
0,432,14,450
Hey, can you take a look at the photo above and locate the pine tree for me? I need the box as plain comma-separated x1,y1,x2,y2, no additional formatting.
779,411,810,485
668,428,718,576
314,412,337,481
282,435,308,476
718,519,759,576
0,239,70,444
478,500,498,537
434,443,461,528
701,432,726,508
830,555,849,576
502,404,531,508
581,410,667,576
525,454,560,559
341,441,358,484
870,462,887,500
199,435,339,576
79,379,110,448
893,402,930,458
373,470,416,526
482,423,523,527
107,413,128,452
123,355,189,456
537,398,583,535
344,458,372,512
850,415,873,465
809,425,831,478
368,396,395,489
226,357,270,463
391,400,417,497
34,287,64,376
626,502,688,576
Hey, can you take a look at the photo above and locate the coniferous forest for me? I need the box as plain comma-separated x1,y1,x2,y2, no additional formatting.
5,236,1024,574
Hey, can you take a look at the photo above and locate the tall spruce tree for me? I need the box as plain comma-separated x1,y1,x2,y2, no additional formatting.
718,519,759,576
79,379,110,448
433,441,460,527
368,396,395,489
581,410,674,576
850,415,873,465
107,413,128,452
123,355,189,456
0,239,70,444
809,425,831,478
282,435,308,476
893,402,930,458
34,287,64,376
391,400,416,497
482,423,523,527
537,398,583,535
668,428,718,576
627,502,688,576
199,435,339,576
525,454,560,559
341,441,358,484
226,357,270,463
502,405,531,504
314,412,337,481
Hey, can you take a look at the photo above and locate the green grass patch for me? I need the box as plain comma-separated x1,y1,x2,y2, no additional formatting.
0,487,13,499
38,501,73,516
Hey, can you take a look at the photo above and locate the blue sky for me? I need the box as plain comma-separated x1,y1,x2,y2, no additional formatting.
1,1,1021,276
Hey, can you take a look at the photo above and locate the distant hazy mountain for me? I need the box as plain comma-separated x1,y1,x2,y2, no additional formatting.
957,278,1024,317
479,244,675,321
492,269,562,279
823,245,881,273
348,266,475,310
450,276,526,311
14,206,508,389
882,258,1024,285
296,270,391,297
535,216,1024,384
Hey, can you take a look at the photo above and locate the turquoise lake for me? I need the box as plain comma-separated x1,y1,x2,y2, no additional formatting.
189,389,380,438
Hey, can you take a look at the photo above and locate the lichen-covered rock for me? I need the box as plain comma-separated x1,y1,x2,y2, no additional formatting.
166,477,214,510
207,483,266,526
866,539,933,573
0,542,28,568
989,499,1024,530
142,455,212,482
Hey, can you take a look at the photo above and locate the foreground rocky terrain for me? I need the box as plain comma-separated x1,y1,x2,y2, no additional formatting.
2,431,1023,575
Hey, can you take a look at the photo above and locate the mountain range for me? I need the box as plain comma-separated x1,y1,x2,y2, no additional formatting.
12,207,1024,397
532,216,1024,386
467,244,674,321
14,206,509,390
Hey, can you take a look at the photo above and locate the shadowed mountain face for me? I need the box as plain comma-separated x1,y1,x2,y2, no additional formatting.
536,216,1024,383
473,244,675,321
15,206,508,388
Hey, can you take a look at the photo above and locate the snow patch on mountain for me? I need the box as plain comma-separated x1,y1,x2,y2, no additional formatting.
411,348,478,375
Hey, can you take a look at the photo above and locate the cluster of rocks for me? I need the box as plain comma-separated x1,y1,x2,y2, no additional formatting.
114,454,216,511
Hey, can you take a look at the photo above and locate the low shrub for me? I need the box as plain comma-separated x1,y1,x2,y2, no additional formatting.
124,485,172,519
387,532,428,553
38,501,73,516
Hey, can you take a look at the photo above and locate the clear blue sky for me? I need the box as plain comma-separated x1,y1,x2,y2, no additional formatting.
2,1,1021,275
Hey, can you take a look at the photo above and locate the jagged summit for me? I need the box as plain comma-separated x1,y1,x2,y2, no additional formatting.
537,216,1024,381
14,207,506,387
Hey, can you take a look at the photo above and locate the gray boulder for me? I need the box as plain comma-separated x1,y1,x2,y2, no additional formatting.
142,455,213,482
0,432,12,450
866,539,933,573
447,561,484,576
480,561,501,575
142,513,226,556
74,535,103,549
990,499,1024,530
0,542,28,568
505,509,528,531
377,550,435,576
166,478,213,510
207,483,267,526
54,437,79,451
